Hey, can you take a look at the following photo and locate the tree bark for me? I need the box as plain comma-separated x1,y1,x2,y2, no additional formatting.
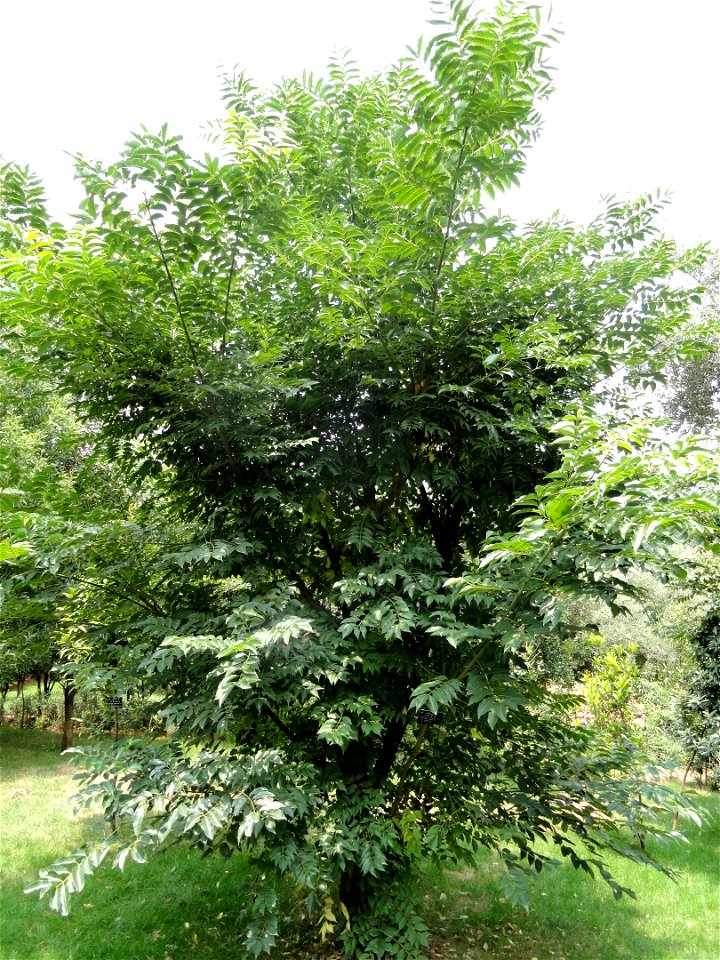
339,863,364,918
673,750,698,831
61,682,76,751
372,718,407,787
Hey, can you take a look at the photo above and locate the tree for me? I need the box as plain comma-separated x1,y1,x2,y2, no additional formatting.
0,165,136,746
4,3,720,957
676,553,720,789
665,252,720,431
680,614,720,784
0,504,216,747
0,158,52,254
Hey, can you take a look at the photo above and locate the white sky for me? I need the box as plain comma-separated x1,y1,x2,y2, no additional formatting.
2,0,718,250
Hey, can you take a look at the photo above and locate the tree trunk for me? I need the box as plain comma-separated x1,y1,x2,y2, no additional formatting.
673,750,698,831
61,682,76,751
372,718,407,787
339,863,364,919
681,751,697,790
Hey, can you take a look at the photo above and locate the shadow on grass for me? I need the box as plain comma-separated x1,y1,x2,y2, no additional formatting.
1,727,259,960
1,725,69,762
420,801,720,960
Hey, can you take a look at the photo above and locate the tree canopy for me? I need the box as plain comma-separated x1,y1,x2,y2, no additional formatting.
2,3,719,958
665,253,720,431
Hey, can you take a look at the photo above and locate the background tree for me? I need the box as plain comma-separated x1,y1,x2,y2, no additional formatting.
0,163,138,745
0,159,53,254
676,549,720,789
3,4,719,958
665,252,720,431
679,613,720,786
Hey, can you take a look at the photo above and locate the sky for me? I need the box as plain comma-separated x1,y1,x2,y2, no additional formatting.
2,0,718,250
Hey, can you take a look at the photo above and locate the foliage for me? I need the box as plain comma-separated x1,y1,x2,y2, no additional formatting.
678,610,720,786
2,684,159,735
582,643,640,738
2,2,720,957
536,567,713,764
665,253,720,432
0,159,54,254
0,216,129,723
5,727,720,960
0,383,126,735
634,677,686,765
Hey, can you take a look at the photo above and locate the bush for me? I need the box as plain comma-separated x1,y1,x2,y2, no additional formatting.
2,686,159,736
72,690,160,736
4,689,61,729
634,678,686,766
582,644,640,738
535,630,601,686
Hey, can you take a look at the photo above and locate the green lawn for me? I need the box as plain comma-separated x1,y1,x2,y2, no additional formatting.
1,726,718,960
0,727,263,960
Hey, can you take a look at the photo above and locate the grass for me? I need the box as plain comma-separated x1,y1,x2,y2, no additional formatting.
420,815,720,960
0,727,262,960
1,726,718,960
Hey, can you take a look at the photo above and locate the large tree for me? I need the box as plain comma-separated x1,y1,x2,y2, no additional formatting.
4,3,719,957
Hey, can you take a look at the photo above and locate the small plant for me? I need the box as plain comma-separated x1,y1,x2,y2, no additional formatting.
68,690,159,737
339,871,429,960
583,644,640,738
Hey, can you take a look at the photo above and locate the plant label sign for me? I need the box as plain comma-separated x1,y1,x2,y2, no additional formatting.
108,697,123,709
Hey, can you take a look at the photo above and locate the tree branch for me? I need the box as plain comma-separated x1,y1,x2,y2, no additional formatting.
264,703,302,743
293,574,336,619
429,123,471,323
220,254,236,355
389,722,429,816
146,213,200,366
52,570,168,618
318,524,343,582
